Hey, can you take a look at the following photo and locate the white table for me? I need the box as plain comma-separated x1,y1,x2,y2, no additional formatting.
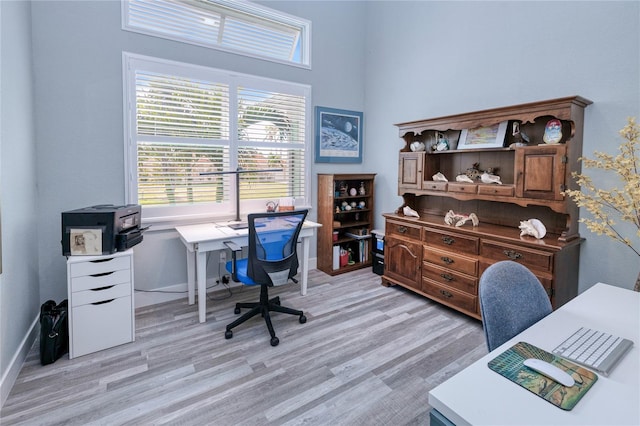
429,283,640,425
176,220,321,323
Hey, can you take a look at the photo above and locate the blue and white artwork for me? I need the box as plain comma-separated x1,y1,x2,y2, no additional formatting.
315,107,363,163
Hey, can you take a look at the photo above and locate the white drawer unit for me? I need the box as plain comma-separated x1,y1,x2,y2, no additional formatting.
66,250,135,358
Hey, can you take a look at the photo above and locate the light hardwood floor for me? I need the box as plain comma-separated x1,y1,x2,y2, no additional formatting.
1,268,486,425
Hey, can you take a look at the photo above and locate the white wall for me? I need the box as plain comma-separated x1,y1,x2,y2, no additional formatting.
2,0,639,406
363,1,640,291
30,0,367,304
0,0,41,405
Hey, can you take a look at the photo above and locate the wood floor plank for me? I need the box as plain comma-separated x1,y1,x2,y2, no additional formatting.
1,268,486,425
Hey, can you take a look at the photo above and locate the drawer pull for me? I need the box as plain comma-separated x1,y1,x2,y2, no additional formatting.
441,236,455,245
91,258,115,263
92,299,115,305
91,285,115,292
439,289,453,298
398,226,407,233
440,256,454,265
503,250,523,260
440,273,454,282
90,271,115,278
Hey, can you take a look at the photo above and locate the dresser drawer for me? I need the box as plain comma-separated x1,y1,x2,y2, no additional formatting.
479,261,553,296
70,269,131,292
424,228,479,255
71,282,132,307
447,183,477,194
423,246,478,276
386,220,422,241
423,181,447,191
71,296,133,357
69,256,130,278
477,184,515,197
423,263,477,295
422,279,478,314
481,241,554,273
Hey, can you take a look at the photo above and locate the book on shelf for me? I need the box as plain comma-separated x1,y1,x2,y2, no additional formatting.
332,245,340,270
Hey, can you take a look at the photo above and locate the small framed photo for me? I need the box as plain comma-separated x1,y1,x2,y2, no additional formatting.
315,106,363,163
70,228,103,255
458,121,508,150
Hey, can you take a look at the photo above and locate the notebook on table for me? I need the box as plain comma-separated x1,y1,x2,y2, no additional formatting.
552,327,634,376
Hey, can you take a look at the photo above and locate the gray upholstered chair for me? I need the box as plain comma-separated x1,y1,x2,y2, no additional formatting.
479,260,552,352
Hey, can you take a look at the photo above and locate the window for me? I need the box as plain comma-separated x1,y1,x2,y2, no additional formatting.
122,0,311,68
123,53,311,223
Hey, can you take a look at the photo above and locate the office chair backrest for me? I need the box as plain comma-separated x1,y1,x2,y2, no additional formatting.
479,260,553,352
247,209,308,287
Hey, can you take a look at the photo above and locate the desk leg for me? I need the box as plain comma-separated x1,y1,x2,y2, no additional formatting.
196,250,207,323
186,248,195,305
300,236,310,296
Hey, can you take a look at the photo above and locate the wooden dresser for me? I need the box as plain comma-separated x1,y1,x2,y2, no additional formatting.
382,96,591,320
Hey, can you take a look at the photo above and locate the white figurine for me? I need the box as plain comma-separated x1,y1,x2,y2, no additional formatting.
444,210,479,227
402,205,420,217
480,171,502,185
410,141,426,152
432,172,448,182
519,219,547,239
456,174,474,183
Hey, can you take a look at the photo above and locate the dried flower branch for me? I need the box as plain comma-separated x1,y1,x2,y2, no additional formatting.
563,117,640,290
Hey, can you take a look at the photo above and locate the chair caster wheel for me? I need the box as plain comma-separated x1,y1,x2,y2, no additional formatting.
270,337,279,346
234,307,241,314
299,315,307,324
225,330,233,339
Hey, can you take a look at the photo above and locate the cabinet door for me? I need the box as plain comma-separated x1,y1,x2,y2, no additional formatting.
384,236,422,290
515,145,566,200
398,152,424,191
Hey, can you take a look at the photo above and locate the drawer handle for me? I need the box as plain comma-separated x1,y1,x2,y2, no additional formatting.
439,289,453,298
440,256,454,265
91,285,115,291
503,250,523,260
90,271,115,278
441,236,455,245
92,299,115,305
91,258,114,263
440,273,454,282
398,226,407,233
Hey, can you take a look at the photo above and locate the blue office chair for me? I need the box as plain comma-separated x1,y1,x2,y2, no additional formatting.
479,261,552,352
224,209,309,346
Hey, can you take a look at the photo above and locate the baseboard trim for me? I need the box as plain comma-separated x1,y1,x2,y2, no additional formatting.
1,314,38,408
134,257,317,308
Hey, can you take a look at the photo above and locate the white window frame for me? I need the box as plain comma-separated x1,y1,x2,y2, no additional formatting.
121,0,312,69
122,52,312,226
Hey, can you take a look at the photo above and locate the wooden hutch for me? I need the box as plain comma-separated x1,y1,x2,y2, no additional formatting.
382,96,592,320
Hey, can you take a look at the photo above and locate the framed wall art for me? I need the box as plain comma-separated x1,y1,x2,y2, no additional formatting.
315,106,363,163
458,121,508,150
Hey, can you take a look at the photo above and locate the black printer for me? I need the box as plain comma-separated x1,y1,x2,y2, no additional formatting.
61,204,146,256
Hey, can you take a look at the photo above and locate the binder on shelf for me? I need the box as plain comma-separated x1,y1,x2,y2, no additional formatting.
332,245,340,270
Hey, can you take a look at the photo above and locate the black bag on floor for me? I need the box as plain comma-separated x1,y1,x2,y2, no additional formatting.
39,299,69,365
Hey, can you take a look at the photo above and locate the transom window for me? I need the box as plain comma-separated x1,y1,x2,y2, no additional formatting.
123,53,311,224
122,0,311,68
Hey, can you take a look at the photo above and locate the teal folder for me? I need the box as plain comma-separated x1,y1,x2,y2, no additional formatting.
488,342,598,410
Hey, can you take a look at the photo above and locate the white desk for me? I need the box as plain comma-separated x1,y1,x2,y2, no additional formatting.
176,220,321,323
429,283,640,425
